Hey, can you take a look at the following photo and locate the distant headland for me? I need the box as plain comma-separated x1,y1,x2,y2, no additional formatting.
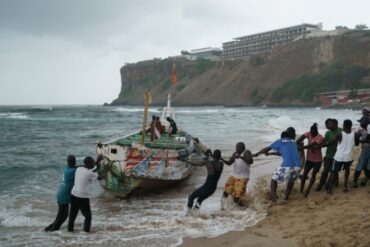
110,23,370,107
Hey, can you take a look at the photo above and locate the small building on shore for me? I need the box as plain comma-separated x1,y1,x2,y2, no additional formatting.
315,88,370,106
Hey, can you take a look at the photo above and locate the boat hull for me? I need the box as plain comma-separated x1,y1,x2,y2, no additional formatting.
99,172,191,198
97,130,198,197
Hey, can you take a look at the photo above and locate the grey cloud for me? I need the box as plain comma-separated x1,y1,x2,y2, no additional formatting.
0,0,369,104
0,0,170,39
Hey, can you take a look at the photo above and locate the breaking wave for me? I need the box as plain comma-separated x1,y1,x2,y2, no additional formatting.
112,107,161,113
6,106,53,113
112,107,255,115
0,112,29,119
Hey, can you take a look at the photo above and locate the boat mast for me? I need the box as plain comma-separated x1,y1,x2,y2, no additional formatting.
167,90,171,116
141,91,151,145
168,63,176,117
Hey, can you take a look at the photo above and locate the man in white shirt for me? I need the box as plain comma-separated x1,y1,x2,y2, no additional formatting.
68,156,99,232
327,120,358,193
221,142,253,206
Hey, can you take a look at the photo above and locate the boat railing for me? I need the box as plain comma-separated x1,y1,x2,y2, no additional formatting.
100,128,141,145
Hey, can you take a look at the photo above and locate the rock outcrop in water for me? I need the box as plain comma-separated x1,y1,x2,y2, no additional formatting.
111,31,370,106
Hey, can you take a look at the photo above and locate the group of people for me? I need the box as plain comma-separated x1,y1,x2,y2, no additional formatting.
148,115,178,141
45,116,180,233
45,156,100,233
47,108,370,231
187,142,253,213
186,108,370,213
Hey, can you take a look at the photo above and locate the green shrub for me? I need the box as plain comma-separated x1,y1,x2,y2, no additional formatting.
160,79,171,92
196,59,215,74
272,64,370,103
251,88,259,98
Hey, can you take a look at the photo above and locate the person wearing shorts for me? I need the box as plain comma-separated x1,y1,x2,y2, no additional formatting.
254,131,301,203
223,176,248,200
222,142,253,206
327,120,357,193
296,123,324,197
316,119,341,191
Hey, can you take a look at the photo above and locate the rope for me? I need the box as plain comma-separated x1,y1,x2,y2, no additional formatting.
117,160,125,179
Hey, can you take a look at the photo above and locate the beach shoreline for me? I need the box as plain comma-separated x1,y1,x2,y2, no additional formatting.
181,147,370,247
1,106,364,247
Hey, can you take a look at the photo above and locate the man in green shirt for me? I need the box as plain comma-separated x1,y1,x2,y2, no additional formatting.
316,118,341,191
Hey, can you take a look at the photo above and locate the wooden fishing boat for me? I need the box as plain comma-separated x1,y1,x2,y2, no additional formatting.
96,92,208,197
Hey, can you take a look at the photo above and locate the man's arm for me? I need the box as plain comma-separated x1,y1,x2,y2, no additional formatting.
337,132,343,143
364,134,370,143
325,133,342,146
267,151,281,156
242,150,253,164
303,143,321,149
355,131,361,146
221,152,237,166
304,137,324,150
296,134,306,145
253,147,272,157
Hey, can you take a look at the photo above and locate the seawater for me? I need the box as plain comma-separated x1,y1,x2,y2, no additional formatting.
0,106,360,247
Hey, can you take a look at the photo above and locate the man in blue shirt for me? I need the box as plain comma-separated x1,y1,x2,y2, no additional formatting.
45,155,77,232
254,131,301,204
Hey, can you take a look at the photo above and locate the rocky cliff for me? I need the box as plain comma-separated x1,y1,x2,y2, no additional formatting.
111,31,370,106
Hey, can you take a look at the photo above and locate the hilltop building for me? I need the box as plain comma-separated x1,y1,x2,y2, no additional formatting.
223,23,323,59
182,47,223,61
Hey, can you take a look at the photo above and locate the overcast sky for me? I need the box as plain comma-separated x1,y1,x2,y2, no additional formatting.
0,0,369,105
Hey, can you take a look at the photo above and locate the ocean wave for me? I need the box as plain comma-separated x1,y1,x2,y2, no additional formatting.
112,107,161,113
112,107,252,115
264,115,302,142
0,107,52,120
28,106,53,112
0,112,29,119
268,115,298,130
174,108,253,114
0,196,47,227
176,109,220,114
4,106,53,113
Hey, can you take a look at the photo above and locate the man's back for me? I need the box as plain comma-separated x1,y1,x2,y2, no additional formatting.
270,138,301,168
335,131,355,162
72,167,97,198
205,160,223,175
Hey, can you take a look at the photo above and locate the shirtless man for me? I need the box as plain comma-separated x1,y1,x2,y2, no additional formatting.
187,150,224,214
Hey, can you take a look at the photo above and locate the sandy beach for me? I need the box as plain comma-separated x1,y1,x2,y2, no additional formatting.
182,147,370,247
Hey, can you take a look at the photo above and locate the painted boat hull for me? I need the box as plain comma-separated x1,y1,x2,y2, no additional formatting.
99,172,192,198
96,130,200,197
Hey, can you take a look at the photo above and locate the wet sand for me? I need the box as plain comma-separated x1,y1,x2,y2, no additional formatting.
182,147,370,247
